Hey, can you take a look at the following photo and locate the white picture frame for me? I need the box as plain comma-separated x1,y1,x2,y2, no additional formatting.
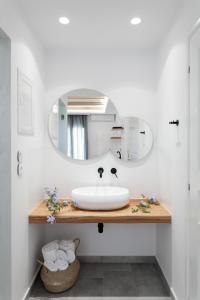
17,69,34,135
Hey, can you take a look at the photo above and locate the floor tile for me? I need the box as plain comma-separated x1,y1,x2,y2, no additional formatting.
132,264,170,297
101,256,156,264
102,271,138,297
79,263,132,278
29,263,170,299
71,278,103,297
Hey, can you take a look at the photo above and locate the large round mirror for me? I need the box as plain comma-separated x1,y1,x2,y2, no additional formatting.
49,88,154,162
49,88,119,160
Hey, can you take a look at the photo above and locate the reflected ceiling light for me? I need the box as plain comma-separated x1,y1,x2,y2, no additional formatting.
130,17,142,25
67,96,109,114
59,16,70,25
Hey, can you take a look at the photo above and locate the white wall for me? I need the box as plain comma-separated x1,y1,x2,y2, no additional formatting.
156,1,200,299
0,0,45,299
44,48,158,256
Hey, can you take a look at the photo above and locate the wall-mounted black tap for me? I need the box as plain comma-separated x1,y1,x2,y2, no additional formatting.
98,167,104,178
111,168,118,178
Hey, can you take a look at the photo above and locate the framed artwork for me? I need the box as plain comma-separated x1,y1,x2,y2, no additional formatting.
17,69,34,135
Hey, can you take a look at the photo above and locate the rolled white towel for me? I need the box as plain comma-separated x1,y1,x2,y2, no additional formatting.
55,259,69,271
59,240,75,252
44,260,58,272
66,249,76,264
42,240,59,262
56,249,68,261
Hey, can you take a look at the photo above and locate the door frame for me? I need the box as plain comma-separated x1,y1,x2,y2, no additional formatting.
187,17,200,300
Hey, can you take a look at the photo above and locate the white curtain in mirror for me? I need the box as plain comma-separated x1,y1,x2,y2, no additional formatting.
67,115,88,160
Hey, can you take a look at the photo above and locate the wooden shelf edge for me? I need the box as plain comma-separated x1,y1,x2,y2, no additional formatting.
29,218,171,224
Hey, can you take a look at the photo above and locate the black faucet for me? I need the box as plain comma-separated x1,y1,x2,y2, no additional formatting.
98,167,104,178
111,168,118,178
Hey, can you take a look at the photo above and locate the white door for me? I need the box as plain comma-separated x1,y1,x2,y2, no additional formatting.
188,28,200,300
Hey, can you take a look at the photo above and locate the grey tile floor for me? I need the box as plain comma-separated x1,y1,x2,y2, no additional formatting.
29,263,171,299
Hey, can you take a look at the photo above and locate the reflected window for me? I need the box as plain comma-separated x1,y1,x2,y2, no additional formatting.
67,115,88,160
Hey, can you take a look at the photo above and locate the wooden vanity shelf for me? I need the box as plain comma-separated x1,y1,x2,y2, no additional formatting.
29,199,171,224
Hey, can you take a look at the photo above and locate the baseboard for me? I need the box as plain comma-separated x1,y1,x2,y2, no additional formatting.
29,298,171,300
78,255,156,263
155,257,178,300
30,297,171,300
22,265,41,300
170,287,178,300
154,259,171,296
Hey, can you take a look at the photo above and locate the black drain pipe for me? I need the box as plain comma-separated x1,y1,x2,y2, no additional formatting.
98,223,104,233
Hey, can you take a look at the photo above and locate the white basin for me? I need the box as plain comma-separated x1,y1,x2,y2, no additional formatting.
71,186,130,211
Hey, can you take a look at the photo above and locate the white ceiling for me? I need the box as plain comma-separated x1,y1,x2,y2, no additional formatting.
18,0,183,49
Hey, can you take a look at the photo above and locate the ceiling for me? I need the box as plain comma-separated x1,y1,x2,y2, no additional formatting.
18,0,183,49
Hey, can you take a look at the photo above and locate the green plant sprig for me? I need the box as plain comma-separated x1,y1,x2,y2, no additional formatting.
132,194,160,214
47,197,64,214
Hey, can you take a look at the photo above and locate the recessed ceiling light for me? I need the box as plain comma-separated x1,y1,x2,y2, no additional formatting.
130,17,142,25
59,16,70,25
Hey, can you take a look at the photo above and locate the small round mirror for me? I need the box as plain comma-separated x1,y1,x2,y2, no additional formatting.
110,117,153,161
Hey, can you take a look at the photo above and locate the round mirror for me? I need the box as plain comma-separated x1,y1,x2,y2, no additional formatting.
49,88,119,161
110,117,153,161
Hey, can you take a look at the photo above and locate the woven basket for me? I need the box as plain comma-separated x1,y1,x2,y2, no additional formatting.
38,238,80,293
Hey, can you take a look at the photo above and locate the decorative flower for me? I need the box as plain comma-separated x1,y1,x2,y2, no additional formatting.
47,215,56,224
139,200,148,207
148,196,160,205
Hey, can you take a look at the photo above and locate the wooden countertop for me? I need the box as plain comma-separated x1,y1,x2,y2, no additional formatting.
29,199,171,224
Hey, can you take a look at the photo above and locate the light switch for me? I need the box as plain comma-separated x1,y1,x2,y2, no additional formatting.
17,164,23,177
17,151,23,163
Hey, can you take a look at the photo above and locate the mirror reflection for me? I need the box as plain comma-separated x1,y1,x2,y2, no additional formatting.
110,117,153,161
49,89,118,160
49,88,153,162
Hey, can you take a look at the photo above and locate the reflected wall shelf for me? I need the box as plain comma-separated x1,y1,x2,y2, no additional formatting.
112,127,124,130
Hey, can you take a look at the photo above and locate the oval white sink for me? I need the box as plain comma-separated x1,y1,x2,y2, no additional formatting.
71,186,130,211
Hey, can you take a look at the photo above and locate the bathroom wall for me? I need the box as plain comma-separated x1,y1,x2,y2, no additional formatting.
0,30,11,300
44,48,158,256
156,1,200,299
0,0,46,299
